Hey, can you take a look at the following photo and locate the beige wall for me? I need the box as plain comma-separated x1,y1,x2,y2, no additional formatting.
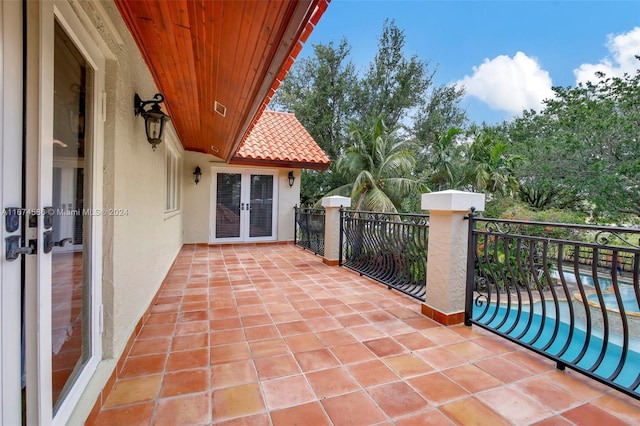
70,1,183,422
183,151,300,244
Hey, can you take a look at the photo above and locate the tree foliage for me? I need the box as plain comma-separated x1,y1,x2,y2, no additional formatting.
506,64,640,219
328,117,425,212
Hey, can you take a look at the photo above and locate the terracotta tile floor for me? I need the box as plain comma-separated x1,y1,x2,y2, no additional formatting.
93,244,640,425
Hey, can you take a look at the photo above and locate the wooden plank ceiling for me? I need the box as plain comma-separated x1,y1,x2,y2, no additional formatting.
114,0,328,161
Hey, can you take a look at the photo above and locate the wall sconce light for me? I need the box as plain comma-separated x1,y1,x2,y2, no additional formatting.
288,171,295,188
193,166,202,185
134,93,170,150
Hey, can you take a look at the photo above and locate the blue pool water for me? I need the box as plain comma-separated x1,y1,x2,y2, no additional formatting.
587,287,640,313
473,301,640,391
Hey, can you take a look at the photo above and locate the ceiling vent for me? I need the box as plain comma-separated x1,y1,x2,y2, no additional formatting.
214,101,227,117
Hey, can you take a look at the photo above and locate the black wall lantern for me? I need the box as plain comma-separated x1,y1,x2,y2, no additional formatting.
134,93,170,150
193,166,202,185
288,171,295,188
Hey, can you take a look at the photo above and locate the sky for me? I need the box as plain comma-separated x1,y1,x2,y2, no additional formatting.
301,0,640,124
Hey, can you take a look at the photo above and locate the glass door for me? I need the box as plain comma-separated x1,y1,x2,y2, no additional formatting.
211,170,278,242
22,2,104,424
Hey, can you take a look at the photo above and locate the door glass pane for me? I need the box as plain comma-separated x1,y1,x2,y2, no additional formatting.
216,173,242,238
249,174,273,238
51,20,93,413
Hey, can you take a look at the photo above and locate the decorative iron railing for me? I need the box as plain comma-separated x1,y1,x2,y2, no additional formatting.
294,206,325,256
466,212,640,400
340,209,429,301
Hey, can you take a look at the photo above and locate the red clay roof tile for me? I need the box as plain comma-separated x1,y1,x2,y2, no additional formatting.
231,111,330,170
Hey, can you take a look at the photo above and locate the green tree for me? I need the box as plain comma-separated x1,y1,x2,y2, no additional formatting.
423,127,464,191
463,129,523,196
352,19,435,129
508,64,640,218
327,117,424,212
272,40,357,204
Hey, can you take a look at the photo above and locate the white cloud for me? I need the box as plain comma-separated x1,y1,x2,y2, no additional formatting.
574,27,640,84
456,52,554,115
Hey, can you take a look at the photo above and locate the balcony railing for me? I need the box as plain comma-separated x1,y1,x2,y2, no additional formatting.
340,209,429,301
466,213,640,400
294,206,325,256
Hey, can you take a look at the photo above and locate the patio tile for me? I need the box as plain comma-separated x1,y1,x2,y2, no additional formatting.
261,375,316,410
244,324,280,341
561,402,630,426
172,333,208,351
477,386,554,424
408,372,470,405
254,354,301,379
160,368,209,397
119,353,167,378
166,348,209,371
294,348,341,372
394,409,455,426
347,360,400,387
92,245,639,426
513,375,583,412
306,367,360,398
92,402,154,426
383,354,433,378
270,402,332,426
103,375,162,407
475,355,535,383
276,320,311,336
249,339,289,358
367,381,429,418
321,391,387,425
210,342,251,364
443,364,504,393
211,359,258,389
440,397,510,426
284,333,324,353
212,383,265,422
363,337,407,357
394,332,436,351
330,342,376,364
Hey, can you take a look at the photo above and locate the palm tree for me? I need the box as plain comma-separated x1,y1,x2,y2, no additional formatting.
463,131,524,196
425,127,464,191
326,116,424,212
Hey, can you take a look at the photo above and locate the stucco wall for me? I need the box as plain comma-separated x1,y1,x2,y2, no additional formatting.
183,151,299,244
69,1,183,422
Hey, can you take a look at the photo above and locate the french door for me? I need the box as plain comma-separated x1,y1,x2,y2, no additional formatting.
211,170,278,242
18,2,104,424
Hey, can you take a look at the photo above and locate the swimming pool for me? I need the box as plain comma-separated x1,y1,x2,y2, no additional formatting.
472,300,640,392
586,287,640,314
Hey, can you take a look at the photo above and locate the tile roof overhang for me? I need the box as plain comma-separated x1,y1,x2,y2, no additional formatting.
114,0,329,161
231,111,330,170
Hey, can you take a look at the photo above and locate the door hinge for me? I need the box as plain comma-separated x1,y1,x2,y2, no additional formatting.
101,92,107,122
99,304,104,334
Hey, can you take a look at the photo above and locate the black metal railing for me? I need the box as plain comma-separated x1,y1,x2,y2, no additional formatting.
466,212,640,400
340,209,429,301
294,206,325,256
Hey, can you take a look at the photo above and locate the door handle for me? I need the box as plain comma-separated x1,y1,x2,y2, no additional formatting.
5,235,34,261
55,238,73,247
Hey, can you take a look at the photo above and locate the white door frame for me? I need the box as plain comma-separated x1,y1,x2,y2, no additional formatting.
0,1,25,424
24,1,104,424
210,168,279,243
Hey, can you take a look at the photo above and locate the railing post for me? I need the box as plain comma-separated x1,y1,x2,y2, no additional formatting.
464,207,477,326
421,190,485,325
321,196,351,266
293,205,299,245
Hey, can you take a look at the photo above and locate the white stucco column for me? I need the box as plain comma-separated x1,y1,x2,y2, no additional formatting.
421,190,485,325
321,196,351,266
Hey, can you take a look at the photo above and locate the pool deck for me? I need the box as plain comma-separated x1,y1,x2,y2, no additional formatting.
90,244,640,425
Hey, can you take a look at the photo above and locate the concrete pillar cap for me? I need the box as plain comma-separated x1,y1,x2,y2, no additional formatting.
421,190,485,212
321,195,352,208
